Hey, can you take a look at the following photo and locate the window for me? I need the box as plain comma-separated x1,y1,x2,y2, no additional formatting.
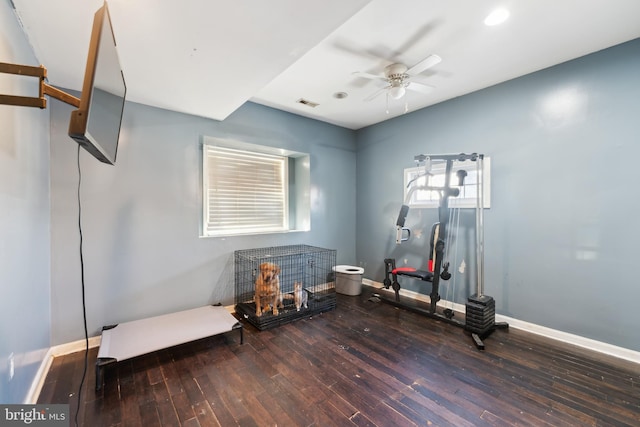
404,157,491,209
202,138,310,237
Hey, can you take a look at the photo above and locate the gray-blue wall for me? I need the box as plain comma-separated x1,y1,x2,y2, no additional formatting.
49,100,357,345
356,39,640,351
0,1,52,403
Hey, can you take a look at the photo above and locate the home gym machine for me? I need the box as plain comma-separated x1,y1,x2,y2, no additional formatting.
373,153,508,349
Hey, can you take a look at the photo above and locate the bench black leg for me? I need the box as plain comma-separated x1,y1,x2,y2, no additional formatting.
233,322,244,344
95,358,116,391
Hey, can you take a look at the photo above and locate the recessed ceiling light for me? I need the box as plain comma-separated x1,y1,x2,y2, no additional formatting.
484,8,510,26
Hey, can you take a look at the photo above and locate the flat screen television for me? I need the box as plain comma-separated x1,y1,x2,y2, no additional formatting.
68,1,126,165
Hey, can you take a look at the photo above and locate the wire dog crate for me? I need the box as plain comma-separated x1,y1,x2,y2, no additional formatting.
234,245,336,330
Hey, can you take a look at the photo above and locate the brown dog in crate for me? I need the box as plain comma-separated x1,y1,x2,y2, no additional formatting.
254,262,283,316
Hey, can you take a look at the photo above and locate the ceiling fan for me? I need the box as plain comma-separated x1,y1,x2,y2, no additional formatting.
354,54,442,101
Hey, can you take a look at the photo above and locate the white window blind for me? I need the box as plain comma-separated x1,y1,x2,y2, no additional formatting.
203,144,288,236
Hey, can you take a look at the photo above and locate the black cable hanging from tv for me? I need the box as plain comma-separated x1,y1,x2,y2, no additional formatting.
74,144,90,427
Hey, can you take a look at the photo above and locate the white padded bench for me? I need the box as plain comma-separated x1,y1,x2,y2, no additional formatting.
95,305,243,390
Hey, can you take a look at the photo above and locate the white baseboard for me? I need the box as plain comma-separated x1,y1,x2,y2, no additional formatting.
25,336,101,404
363,280,640,364
51,335,102,357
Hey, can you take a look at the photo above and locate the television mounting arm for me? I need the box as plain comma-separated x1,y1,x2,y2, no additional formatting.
0,62,80,109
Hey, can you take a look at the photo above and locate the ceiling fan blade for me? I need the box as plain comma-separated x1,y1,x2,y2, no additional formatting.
352,71,387,81
406,81,435,94
407,54,442,75
363,86,390,102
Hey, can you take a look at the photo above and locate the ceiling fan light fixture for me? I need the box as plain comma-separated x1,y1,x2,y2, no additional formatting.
484,8,510,26
389,85,406,100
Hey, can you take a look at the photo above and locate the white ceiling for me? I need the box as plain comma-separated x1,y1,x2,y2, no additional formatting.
9,0,640,130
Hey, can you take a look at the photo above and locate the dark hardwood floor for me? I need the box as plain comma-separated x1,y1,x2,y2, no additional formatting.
38,288,640,426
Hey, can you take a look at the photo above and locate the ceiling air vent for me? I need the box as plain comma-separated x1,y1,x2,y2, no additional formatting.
297,98,319,108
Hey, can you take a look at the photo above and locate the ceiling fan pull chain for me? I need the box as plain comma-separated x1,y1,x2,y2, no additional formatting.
385,91,390,115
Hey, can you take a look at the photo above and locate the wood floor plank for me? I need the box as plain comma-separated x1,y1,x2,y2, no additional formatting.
119,385,144,427
159,360,184,397
181,417,201,427
191,399,221,427
148,380,177,427
168,390,196,425
138,400,162,427
193,373,237,427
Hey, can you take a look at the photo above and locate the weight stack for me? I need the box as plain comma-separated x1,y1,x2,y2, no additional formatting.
465,294,496,335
